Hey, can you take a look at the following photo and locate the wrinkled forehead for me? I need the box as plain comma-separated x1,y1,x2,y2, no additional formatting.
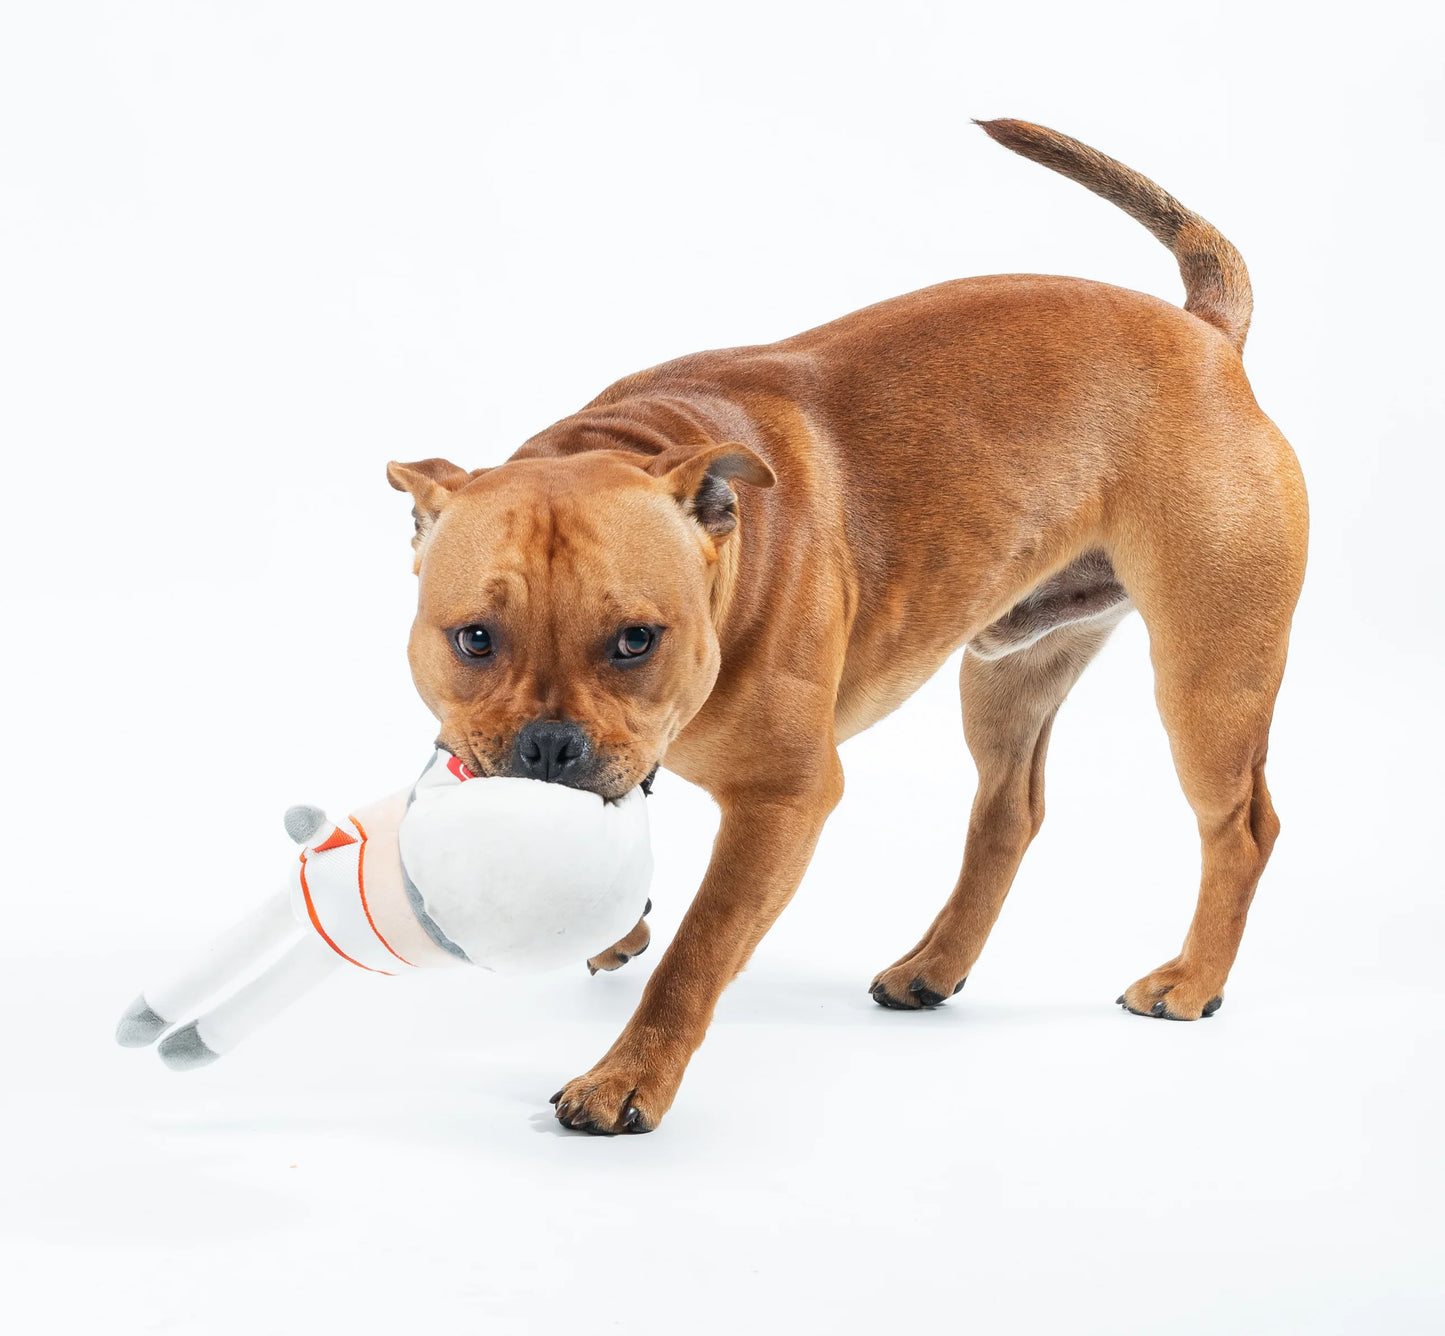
417,457,702,624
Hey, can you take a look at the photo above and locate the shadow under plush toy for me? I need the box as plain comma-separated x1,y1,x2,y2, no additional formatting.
115,750,653,1069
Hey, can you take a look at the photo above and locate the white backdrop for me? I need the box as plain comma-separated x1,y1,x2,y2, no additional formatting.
2,2,1442,1332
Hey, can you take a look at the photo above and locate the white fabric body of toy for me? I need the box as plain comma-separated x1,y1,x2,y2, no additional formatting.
297,749,651,974
116,750,653,1069
398,755,652,972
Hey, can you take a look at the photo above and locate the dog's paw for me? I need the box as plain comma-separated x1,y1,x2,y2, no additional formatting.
1117,964,1223,1021
869,957,967,1011
586,902,652,976
549,1051,677,1136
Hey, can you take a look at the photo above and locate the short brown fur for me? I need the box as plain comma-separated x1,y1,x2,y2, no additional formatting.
388,120,1308,1134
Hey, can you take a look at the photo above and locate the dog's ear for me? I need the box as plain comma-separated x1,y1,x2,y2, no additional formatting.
649,443,776,539
386,458,487,562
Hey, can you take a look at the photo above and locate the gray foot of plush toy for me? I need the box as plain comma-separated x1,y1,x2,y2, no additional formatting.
157,1022,220,1071
115,994,169,1048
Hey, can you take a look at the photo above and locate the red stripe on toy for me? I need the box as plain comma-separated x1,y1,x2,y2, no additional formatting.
298,852,393,975
350,814,415,968
446,754,475,781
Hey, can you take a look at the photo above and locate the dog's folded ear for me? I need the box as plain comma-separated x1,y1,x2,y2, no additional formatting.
648,442,776,538
386,458,488,561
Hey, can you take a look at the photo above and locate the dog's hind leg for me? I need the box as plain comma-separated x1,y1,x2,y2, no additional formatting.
871,605,1129,1009
1111,450,1307,1020
1112,633,1293,1020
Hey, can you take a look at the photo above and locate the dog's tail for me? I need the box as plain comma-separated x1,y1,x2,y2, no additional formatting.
976,118,1252,353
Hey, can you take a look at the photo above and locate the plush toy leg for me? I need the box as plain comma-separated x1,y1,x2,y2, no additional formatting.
157,933,340,1070
116,888,298,1048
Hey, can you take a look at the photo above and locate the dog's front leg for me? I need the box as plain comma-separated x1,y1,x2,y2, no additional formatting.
552,759,844,1134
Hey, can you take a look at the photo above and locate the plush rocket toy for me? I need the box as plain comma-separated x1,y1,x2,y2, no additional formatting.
115,749,653,1070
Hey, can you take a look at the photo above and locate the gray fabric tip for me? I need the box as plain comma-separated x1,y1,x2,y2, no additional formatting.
115,994,169,1048
283,804,327,844
157,1022,220,1071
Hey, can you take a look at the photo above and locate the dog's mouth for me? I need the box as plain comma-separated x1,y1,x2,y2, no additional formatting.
445,740,659,803
590,762,660,804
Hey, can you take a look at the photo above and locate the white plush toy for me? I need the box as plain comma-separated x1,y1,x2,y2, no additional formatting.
115,749,653,1069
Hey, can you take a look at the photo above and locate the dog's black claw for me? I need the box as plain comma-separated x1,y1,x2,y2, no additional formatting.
1116,995,1126,1005
909,979,947,1007
953,978,967,995
587,961,598,976
871,982,912,1010
549,1090,564,1105
624,1105,653,1133
616,953,630,965
644,898,652,917
633,939,649,957
1202,996,1223,1017
1150,1000,1167,1017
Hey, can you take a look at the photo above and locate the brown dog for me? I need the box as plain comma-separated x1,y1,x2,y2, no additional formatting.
387,119,1308,1135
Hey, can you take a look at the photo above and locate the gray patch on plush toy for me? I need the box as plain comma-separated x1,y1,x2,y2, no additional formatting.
115,994,169,1047
157,1022,219,1070
397,756,473,963
284,804,328,845
401,861,472,963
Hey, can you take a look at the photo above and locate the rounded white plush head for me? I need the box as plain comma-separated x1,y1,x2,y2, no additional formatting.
397,777,652,973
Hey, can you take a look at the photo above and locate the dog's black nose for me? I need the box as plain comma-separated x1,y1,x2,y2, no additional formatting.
513,720,592,784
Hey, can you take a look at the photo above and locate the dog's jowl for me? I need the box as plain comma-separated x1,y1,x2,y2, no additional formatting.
387,119,1308,1134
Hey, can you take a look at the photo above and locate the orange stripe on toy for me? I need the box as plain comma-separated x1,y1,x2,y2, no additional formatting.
298,852,393,975
350,814,415,968
313,826,358,852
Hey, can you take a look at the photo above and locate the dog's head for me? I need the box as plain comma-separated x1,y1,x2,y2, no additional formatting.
388,441,774,799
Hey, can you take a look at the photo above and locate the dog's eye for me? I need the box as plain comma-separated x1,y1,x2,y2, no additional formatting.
613,626,657,662
456,625,493,658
